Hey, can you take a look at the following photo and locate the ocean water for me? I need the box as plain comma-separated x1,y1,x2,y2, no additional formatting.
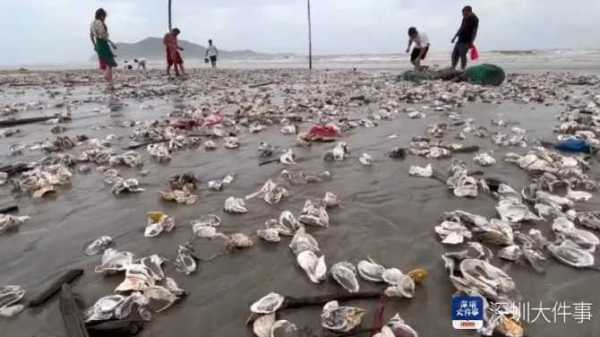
4,49,600,74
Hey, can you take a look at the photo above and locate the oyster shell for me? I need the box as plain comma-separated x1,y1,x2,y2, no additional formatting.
296,250,327,283
289,227,319,255
357,258,386,282
321,300,365,332
331,262,360,293
224,197,248,214
84,236,113,256
250,292,285,314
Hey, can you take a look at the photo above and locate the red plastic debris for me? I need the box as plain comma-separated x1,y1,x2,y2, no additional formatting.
300,124,341,142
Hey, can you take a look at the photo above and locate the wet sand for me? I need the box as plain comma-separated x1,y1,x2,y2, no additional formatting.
1,68,600,337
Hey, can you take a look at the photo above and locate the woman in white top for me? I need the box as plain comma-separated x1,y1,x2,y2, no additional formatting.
90,8,118,89
406,27,430,71
205,39,219,69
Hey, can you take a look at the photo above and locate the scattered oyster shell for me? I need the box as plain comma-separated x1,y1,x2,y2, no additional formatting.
84,236,113,256
257,228,281,243
253,313,276,337
359,153,373,166
174,245,197,275
270,320,298,337
147,143,171,162
473,152,496,166
385,313,419,337
298,200,329,227
280,149,296,165
322,192,340,208
0,214,30,234
144,212,175,238
382,268,404,285
297,250,327,283
289,226,319,255
112,178,145,195
435,220,472,245
552,217,599,251
226,233,254,249
160,188,198,205
357,258,386,282
224,137,240,149
204,140,217,151
409,164,433,177
324,142,349,161
94,248,134,273
498,245,522,262
547,239,595,268
278,211,300,236
384,275,415,298
321,300,365,332
250,292,285,314
224,197,248,214
330,262,360,293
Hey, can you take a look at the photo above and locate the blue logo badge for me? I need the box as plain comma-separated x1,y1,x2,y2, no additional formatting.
452,296,484,330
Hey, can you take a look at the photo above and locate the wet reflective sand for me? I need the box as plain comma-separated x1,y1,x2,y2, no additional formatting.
1,68,600,337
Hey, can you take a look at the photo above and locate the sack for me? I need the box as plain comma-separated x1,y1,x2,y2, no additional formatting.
470,45,480,61
204,58,209,64
464,64,506,86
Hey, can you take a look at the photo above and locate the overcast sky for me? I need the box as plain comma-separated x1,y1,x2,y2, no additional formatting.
2,0,599,65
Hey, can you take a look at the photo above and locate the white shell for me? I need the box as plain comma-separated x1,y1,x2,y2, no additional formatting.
357,259,386,282
384,275,415,298
257,228,281,243
289,227,319,255
84,236,113,256
408,164,433,178
321,300,365,332
224,197,248,214
250,292,285,314
331,262,360,293
297,250,327,283
253,313,276,337
382,268,405,285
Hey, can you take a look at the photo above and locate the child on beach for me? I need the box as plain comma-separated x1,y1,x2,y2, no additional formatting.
406,27,430,71
164,28,185,76
90,8,118,90
205,40,219,69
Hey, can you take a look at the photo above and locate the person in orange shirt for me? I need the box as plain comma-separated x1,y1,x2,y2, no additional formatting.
163,28,185,76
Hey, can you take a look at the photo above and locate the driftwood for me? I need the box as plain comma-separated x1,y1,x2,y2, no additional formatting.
122,140,168,151
280,291,382,310
59,284,90,337
29,269,84,307
450,145,480,154
0,162,32,176
0,197,18,213
0,115,57,127
87,319,144,337
249,81,278,89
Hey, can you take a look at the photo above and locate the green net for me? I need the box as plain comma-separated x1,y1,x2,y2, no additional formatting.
464,64,506,86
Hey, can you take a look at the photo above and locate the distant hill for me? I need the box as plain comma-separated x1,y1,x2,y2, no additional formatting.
108,37,281,60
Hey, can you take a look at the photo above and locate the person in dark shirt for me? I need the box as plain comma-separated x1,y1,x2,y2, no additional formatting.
451,6,479,70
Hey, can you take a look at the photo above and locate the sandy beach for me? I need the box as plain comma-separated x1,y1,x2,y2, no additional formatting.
1,63,600,337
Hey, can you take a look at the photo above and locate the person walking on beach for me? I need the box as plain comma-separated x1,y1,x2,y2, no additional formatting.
406,27,430,71
205,40,219,69
451,6,479,70
164,28,185,77
90,8,118,90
